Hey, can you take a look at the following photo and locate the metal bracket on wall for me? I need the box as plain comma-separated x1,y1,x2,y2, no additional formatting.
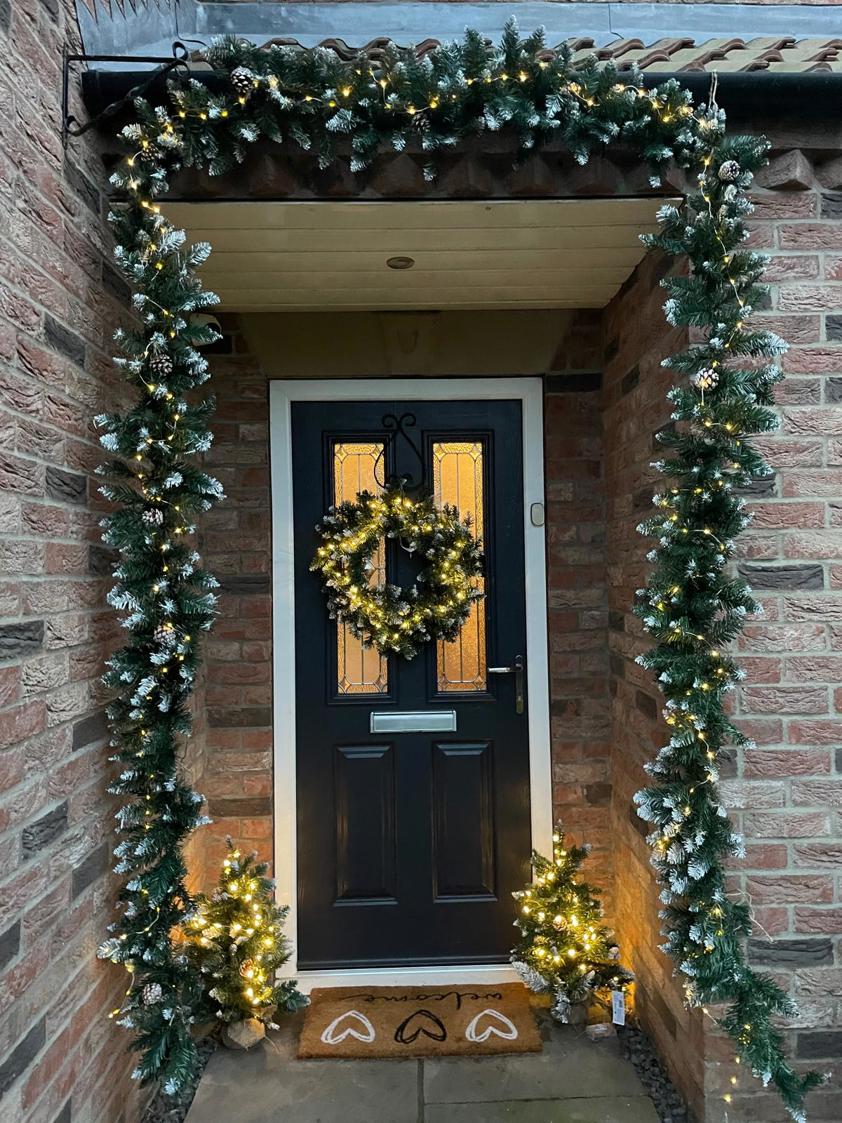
61,42,190,149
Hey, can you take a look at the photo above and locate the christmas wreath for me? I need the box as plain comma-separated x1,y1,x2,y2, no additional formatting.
311,485,484,658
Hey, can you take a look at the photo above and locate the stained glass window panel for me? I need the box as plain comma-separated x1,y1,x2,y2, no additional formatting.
333,441,388,695
433,441,487,693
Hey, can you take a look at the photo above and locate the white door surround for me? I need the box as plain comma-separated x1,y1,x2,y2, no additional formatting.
269,377,552,990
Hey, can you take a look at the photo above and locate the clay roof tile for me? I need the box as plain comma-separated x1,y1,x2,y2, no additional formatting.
239,35,842,77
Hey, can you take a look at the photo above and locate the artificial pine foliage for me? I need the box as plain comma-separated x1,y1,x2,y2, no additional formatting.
96,21,821,1115
96,135,223,1092
310,484,484,659
512,829,632,1019
186,843,306,1026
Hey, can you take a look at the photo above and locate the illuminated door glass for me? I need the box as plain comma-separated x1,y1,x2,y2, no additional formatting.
433,441,487,693
333,442,388,695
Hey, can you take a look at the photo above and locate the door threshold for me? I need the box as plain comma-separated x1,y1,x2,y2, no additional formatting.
282,963,518,994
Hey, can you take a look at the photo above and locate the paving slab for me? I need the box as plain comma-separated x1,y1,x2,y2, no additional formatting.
425,1095,660,1123
186,1009,657,1123
185,1014,420,1123
424,1026,644,1104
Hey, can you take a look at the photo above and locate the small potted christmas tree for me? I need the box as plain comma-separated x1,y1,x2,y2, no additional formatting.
512,826,632,1024
185,841,307,1049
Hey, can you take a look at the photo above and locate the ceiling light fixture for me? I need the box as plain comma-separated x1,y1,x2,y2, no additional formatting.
386,256,415,270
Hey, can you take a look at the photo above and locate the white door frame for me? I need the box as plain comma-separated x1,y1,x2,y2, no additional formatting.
269,377,552,991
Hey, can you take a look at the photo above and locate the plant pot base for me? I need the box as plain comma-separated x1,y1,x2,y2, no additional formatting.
222,1018,266,1050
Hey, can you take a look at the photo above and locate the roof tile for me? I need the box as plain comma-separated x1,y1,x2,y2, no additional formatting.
201,35,842,76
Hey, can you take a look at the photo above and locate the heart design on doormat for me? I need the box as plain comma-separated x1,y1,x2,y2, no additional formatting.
320,1010,376,1045
394,1009,448,1044
464,1008,518,1043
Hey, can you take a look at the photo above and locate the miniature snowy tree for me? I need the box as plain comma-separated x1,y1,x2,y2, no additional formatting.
186,842,306,1034
512,827,632,1022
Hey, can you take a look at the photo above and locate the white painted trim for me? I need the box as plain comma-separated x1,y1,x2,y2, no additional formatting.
269,377,552,984
295,964,518,995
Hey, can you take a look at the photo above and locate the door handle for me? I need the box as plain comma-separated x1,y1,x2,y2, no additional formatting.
488,654,525,715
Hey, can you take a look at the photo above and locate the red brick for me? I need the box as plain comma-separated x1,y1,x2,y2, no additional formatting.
781,345,842,376
740,843,789,870
777,285,842,313
753,313,821,344
740,623,826,652
784,407,842,436
0,665,20,707
791,778,842,807
779,223,842,249
753,436,823,466
737,657,781,684
0,700,46,750
794,907,842,934
746,874,834,906
752,192,818,221
0,452,44,495
789,720,842,745
787,654,842,681
743,810,830,838
783,533,842,560
794,843,842,868
751,907,790,937
741,686,828,714
763,255,820,282
747,502,825,529
782,469,842,497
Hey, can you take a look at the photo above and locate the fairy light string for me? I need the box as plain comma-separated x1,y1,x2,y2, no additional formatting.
310,485,484,659
95,21,820,1116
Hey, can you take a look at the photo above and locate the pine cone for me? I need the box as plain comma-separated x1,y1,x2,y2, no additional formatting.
154,624,175,645
230,68,255,98
142,982,162,1006
691,367,719,392
717,159,740,182
143,508,164,526
148,353,173,378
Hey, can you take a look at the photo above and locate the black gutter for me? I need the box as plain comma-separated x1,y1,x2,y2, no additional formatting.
641,70,842,119
82,67,842,126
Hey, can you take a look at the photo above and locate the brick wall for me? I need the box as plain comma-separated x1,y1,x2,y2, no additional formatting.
601,249,708,1114
0,3,152,1121
544,312,615,907
603,167,842,1122
197,330,275,888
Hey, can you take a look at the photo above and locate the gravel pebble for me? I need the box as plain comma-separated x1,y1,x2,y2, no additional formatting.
618,1022,688,1123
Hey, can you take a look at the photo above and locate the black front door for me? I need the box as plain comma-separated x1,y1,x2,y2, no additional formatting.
291,396,531,969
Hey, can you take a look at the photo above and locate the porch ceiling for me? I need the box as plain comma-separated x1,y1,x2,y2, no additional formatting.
162,198,678,312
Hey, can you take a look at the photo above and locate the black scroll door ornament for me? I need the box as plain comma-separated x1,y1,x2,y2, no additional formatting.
373,412,428,496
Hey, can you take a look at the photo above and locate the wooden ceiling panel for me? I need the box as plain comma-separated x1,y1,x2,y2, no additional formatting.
163,198,675,311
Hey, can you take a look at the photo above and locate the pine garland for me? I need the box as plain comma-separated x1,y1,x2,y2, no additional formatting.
95,20,821,1115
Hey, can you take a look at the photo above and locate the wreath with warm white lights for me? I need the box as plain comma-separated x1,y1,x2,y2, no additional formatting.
311,486,484,659
93,19,823,1118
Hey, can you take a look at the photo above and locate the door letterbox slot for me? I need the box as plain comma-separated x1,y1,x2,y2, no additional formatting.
370,710,457,734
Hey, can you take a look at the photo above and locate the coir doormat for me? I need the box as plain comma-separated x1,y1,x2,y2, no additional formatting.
297,983,542,1059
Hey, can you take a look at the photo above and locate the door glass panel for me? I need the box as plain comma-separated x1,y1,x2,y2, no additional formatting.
433,440,487,693
333,441,388,695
